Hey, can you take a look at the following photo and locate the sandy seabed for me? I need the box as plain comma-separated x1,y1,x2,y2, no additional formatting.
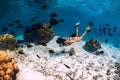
9,36,120,80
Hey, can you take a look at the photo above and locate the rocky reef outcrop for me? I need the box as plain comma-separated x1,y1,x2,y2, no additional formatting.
24,22,55,45
84,39,101,52
0,34,18,50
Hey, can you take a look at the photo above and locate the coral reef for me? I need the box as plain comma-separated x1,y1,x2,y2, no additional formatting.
0,34,18,50
24,22,55,45
0,51,19,80
84,39,101,52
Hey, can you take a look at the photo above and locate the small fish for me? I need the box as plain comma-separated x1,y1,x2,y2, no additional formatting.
109,33,112,36
105,39,108,42
18,24,24,28
117,33,119,36
50,12,57,18
106,24,109,26
103,29,106,34
41,5,47,9
113,29,116,32
89,21,93,26
99,28,102,31
14,20,20,23
30,18,34,21
8,23,14,26
2,27,8,32
11,31,15,35
36,54,40,59
64,64,71,69
59,19,64,22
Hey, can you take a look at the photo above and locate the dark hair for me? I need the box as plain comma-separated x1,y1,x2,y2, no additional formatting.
56,37,66,46
71,33,76,37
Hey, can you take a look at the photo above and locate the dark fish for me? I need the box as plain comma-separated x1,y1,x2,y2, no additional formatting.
49,50,55,53
89,21,93,26
11,31,15,35
59,19,64,22
14,20,20,23
50,12,57,18
64,64,71,69
99,28,102,31
105,39,108,42
27,44,33,48
2,27,8,32
36,54,40,59
106,24,109,26
94,30,97,34
18,24,24,28
109,33,112,36
49,18,59,26
30,18,34,21
108,27,111,30
26,26,30,29
113,29,116,32
103,29,106,34
113,41,115,43
17,40,25,44
107,31,110,33
99,33,102,36
114,27,116,29
117,33,119,36
41,5,47,9
9,23,14,26
117,41,119,43
16,27,18,29
18,50,25,54
35,16,38,19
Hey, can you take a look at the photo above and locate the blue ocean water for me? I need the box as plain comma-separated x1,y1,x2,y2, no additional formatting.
0,0,120,48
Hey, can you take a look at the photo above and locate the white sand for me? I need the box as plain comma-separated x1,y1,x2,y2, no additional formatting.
11,36,120,80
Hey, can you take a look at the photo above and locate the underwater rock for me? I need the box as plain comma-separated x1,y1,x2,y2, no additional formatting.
31,22,42,31
69,48,76,56
34,23,55,44
0,51,19,80
24,22,55,45
84,39,101,52
24,29,34,42
0,34,18,50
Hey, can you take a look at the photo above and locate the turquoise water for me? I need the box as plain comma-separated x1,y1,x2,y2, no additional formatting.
0,0,120,48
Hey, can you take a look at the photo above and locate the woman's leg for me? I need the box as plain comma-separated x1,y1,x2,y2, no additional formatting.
75,22,80,36
75,25,79,36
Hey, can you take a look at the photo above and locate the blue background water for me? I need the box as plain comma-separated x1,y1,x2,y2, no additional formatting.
0,0,120,48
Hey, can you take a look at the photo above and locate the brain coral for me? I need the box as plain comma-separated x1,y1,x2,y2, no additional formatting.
0,51,19,80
